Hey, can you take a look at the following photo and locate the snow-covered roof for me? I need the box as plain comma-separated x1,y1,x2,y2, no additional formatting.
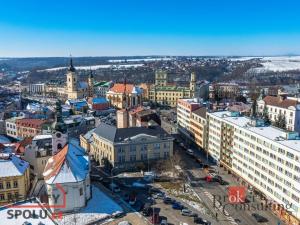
209,111,300,152
33,134,52,141
0,154,29,177
43,143,89,184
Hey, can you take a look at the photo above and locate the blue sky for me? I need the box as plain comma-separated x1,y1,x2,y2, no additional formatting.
0,0,300,57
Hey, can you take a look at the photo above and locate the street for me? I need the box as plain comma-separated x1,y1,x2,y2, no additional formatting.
90,134,285,225
173,137,286,225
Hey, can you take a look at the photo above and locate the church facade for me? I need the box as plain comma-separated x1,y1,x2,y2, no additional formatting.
66,59,94,99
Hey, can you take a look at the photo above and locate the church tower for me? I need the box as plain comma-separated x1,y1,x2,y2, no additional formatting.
155,70,167,86
88,69,94,97
66,58,78,98
51,100,68,155
190,72,196,98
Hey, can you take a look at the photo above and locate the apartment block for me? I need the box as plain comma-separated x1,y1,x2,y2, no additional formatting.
177,98,201,136
190,107,207,150
207,111,300,224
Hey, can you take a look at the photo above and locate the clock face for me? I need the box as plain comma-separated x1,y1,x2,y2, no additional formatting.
56,132,61,138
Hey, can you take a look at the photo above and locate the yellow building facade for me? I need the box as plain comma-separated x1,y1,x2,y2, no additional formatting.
0,155,30,206
149,70,196,107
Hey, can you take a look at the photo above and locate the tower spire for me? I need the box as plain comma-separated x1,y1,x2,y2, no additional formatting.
68,55,75,72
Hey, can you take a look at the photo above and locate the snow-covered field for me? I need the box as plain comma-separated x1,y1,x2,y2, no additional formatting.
252,56,300,72
108,57,172,63
38,64,144,72
57,185,122,225
227,57,261,61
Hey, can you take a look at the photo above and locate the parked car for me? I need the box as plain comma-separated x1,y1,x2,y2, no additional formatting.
194,216,210,224
186,149,194,156
252,213,268,223
172,202,184,210
153,192,165,199
118,221,132,225
112,211,125,218
179,143,185,148
181,209,194,216
163,197,173,204
160,219,168,225
147,196,156,205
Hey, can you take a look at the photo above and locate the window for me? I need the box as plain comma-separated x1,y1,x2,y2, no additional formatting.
130,145,136,152
13,181,18,188
154,143,160,150
7,193,12,201
6,182,11,189
79,188,83,196
0,183,3,189
0,194,4,201
130,155,136,161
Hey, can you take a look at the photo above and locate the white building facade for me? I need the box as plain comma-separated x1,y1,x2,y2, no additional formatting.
206,111,300,224
257,96,300,132
177,98,202,137
43,143,91,213
29,83,46,95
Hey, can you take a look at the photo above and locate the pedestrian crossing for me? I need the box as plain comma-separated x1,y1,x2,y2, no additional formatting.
201,188,239,225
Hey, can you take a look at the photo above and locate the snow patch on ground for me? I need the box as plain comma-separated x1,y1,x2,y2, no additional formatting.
38,64,144,72
156,182,209,216
108,57,172,62
57,185,122,225
251,56,300,72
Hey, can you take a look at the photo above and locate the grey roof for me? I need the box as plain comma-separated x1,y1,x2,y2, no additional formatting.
93,123,117,142
192,107,207,119
93,123,171,143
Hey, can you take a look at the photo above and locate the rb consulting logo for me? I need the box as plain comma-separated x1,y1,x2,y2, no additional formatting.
213,185,292,216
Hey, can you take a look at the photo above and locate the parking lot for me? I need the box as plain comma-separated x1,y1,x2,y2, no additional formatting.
94,167,215,225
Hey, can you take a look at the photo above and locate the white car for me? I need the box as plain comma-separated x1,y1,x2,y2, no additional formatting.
118,221,132,225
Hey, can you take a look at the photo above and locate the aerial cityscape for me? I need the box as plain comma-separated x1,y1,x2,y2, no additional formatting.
0,1,300,225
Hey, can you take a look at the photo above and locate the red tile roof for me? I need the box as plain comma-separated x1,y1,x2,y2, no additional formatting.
110,83,134,94
16,118,46,128
43,145,68,181
263,96,298,109
15,137,33,154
